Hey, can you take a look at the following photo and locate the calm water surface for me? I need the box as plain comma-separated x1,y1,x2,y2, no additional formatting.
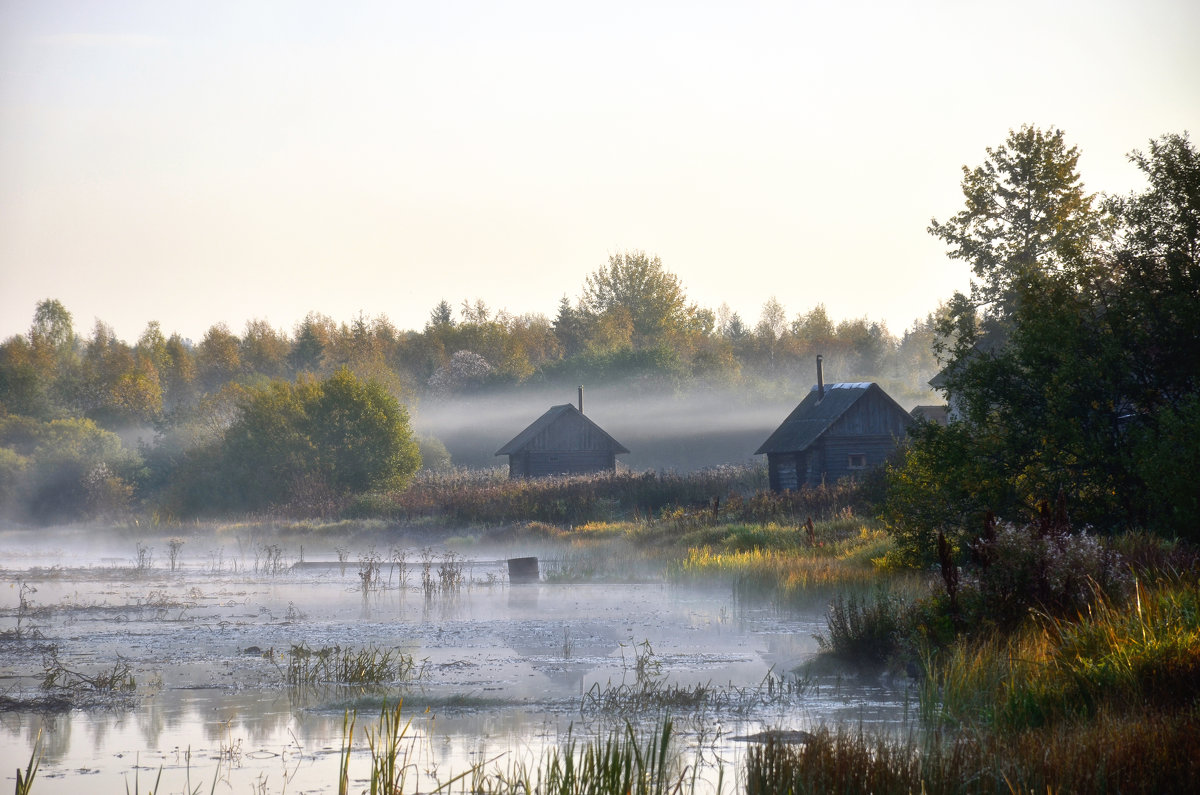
0,535,916,793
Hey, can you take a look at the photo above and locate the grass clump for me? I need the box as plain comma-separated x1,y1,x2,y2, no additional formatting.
476,719,697,795
282,644,421,688
926,577,1200,731
670,522,898,600
814,587,907,667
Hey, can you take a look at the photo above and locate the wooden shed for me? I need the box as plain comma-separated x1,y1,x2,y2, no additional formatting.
495,397,629,479
755,359,912,491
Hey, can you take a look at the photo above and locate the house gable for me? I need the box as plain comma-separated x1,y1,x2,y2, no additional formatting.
756,383,912,490
496,404,629,478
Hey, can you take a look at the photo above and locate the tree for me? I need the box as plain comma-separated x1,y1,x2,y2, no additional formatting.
581,251,691,348
928,125,1107,321
194,368,420,513
888,129,1200,553
0,414,140,524
30,299,75,351
427,300,455,329
195,323,242,394
552,296,588,358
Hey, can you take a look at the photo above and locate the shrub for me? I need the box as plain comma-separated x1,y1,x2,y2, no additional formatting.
815,588,907,666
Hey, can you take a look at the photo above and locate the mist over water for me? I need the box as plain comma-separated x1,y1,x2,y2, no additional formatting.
0,526,916,794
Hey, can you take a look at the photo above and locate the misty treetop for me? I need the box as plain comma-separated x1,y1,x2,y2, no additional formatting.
0,253,940,430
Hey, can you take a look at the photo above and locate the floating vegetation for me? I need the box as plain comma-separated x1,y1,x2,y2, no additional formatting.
282,644,422,688
581,640,806,717
38,650,142,708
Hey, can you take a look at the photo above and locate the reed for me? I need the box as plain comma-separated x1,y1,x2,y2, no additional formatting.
477,719,691,795
14,730,40,795
283,644,421,688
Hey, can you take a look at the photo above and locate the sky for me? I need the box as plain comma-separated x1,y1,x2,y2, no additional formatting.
2,0,1198,345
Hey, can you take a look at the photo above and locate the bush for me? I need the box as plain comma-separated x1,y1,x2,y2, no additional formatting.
815,587,907,666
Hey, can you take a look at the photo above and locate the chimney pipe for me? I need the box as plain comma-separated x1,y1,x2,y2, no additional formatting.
816,355,824,400
578,385,584,414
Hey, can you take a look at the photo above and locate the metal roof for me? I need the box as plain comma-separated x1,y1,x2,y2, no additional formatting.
754,383,900,455
495,404,631,456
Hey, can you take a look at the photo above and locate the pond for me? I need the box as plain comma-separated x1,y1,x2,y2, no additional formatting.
0,530,917,793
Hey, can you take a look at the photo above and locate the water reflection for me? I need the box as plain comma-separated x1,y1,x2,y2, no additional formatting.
0,552,918,794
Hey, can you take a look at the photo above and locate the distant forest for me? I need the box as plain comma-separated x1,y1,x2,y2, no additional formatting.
0,253,940,428
0,256,940,522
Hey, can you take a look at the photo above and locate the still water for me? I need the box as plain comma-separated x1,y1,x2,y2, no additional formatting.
0,534,916,793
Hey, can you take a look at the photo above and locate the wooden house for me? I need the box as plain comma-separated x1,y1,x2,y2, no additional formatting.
910,404,950,426
496,390,629,478
755,358,912,491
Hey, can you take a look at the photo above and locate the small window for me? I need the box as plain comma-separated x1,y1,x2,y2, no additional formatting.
847,454,867,469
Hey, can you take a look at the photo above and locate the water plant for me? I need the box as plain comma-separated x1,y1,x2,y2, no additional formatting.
282,644,421,688
476,719,695,795
14,730,40,795
39,650,138,707
167,536,185,571
135,541,153,570
359,549,383,592
814,587,907,666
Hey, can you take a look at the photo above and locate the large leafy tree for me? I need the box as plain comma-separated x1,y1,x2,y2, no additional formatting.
172,368,420,514
582,251,692,348
929,125,1107,320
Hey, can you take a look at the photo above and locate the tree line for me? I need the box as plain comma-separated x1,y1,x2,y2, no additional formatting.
0,254,939,523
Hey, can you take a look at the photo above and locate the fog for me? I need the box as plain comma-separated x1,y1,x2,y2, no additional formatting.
413,383,812,471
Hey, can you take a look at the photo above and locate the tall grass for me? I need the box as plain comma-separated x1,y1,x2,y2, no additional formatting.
745,710,1200,795
476,720,700,795
14,731,40,795
925,577,1200,731
669,523,899,599
345,465,866,528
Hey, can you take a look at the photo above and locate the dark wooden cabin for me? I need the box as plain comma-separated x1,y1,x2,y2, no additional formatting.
756,359,912,491
495,397,629,479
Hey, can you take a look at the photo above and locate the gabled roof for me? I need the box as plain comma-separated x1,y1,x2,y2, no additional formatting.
754,383,903,455
495,404,630,456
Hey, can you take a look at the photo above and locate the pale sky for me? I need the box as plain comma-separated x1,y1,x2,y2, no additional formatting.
2,0,1198,345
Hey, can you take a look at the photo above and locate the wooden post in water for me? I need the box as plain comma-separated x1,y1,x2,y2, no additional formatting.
507,556,540,584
